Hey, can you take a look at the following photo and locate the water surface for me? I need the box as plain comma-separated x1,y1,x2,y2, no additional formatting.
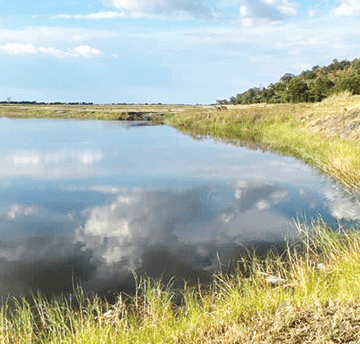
0,118,358,297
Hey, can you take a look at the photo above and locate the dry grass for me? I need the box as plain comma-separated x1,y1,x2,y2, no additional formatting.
0,103,199,121
162,93,360,192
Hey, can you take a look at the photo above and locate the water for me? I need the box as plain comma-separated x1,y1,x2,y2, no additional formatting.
0,118,359,297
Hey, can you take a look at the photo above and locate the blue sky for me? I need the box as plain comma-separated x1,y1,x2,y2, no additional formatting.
0,0,359,104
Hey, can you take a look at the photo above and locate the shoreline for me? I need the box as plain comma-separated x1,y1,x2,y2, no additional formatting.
1,94,360,342
2,93,360,192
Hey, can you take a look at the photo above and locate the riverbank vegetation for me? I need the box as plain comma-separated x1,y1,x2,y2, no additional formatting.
165,92,360,193
3,223,360,343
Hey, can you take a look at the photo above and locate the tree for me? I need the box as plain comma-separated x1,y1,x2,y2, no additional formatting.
216,99,229,105
267,82,287,103
336,73,360,95
308,77,335,102
287,78,309,103
225,56,360,105
280,73,295,83
351,58,360,72
300,70,317,80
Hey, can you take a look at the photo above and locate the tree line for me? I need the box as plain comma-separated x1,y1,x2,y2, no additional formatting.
0,100,95,105
218,58,360,105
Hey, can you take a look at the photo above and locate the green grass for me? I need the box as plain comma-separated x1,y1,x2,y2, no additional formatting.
2,224,360,343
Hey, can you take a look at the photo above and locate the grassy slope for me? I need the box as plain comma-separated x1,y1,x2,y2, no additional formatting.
164,92,360,192
2,94,360,342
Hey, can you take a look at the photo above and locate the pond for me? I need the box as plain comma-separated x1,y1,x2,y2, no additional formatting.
0,118,359,297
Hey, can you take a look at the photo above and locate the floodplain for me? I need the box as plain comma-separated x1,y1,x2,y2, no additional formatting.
1,93,360,343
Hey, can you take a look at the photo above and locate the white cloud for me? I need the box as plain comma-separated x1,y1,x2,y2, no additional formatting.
324,189,360,221
240,0,298,26
73,45,102,57
0,149,105,179
12,153,42,165
0,43,37,55
8,204,38,220
53,11,126,20
0,27,115,45
107,0,216,19
38,46,73,58
74,181,297,275
332,0,360,16
0,43,102,58
89,185,128,194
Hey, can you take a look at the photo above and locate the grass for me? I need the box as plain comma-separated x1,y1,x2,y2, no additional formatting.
163,92,360,192
2,224,360,343
2,93,360,342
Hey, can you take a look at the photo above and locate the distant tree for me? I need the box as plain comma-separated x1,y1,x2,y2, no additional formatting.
326,59,351,73
300,70,317,80
351,58,360,72
280,73,295,83
267,82,287,103
336,73,360,94
225,56,360,105
260,87,276,102
308,77,335,102
287,78,309,102
6,96,11,103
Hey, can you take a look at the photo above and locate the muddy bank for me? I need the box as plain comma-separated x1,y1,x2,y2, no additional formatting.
116,111,167,122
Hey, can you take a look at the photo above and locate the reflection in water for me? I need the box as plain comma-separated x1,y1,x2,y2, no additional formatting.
0,181,358,297
324,188,360,222
0,118,359,297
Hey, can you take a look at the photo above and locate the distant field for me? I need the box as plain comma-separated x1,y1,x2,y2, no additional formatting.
0,103,199,120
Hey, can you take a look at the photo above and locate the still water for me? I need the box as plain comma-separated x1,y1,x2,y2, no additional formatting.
0,118,359,297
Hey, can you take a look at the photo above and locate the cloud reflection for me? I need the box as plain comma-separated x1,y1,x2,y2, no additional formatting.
0,149,104,179
324,188,360,222
11,150,103,166
0,180,358,297
0,181,299,297
73,182,297,289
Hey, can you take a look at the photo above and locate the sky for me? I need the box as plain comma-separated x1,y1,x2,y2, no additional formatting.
0,0,359,104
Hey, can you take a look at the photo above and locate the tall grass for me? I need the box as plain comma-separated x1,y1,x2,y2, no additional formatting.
164,94,360,192
2,224,360,343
